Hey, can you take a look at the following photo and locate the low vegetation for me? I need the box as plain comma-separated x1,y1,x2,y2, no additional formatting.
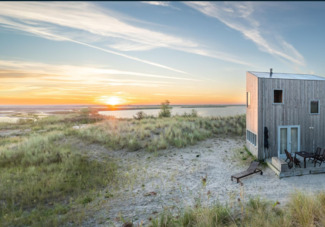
76,114,246,152
151,191,325,227
0,108,246,225
0,110,116,226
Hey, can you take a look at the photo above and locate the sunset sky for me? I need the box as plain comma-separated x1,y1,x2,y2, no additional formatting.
1,2,325,105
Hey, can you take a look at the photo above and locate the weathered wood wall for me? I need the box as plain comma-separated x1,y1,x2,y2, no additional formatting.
257,76,325,159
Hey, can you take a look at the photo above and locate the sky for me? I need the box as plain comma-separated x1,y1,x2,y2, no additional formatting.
1,1,325,105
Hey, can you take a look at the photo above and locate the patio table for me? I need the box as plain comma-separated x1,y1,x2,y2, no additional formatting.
295,151,314,168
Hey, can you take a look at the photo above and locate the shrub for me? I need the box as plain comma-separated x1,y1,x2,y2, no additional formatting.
158,100,172,118
182,109,199,118
134,111,147,120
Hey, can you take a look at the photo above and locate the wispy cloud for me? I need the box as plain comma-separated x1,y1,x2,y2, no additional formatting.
0,59,198,82
0,16,188,74
0,2,195,48
175,47,254,67
141,1,181,11
0,59,185,102
185,2,305,66
141,1,170,7
0,2,252,67
153,93,196,97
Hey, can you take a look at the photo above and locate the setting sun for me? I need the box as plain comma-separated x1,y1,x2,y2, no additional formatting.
105,96,121,106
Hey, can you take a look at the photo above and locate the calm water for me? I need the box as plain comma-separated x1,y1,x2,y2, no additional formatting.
0,105,246,122
99,106,246,118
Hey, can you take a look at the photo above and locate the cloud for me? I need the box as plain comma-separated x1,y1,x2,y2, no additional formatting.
0,16,188,74
0,2,252,67
153,93,196,97
0,59,200,82
141,1,181,11
175,47,254,67
108,41,156,51
0,59,185,101
185,2,305,66
141,1,170,7
0,2,196,51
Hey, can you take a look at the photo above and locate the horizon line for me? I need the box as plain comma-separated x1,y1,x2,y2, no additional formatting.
0,103,246,106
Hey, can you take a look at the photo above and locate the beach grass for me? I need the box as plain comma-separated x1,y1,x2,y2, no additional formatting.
151,191,325,227
76,114,246,152
0,111,246,225
0,110,116,226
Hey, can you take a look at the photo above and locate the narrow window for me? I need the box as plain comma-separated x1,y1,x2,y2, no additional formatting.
246,130,257,146
310,100,319,114
274,90,283,103
246,92,251,107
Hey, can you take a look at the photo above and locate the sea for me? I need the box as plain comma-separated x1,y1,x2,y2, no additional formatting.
98,105,246,118
0,105,246,122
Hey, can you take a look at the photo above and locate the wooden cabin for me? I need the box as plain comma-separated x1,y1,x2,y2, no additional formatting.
246,70,325,161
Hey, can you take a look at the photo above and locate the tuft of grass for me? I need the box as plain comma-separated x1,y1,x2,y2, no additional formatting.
151,203,234,227
287,191,325,227
241,197,288,227
80,196,93,206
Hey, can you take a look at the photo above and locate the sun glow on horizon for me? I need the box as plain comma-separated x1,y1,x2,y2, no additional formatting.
99,96,122,106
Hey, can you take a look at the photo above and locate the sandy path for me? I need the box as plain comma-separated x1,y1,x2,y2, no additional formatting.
83,137,325,226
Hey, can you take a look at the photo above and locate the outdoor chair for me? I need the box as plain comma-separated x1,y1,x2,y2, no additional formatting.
231,161,263,183
284,149,291,163
313,149,325,167
313,147,322,160
284,149,301,169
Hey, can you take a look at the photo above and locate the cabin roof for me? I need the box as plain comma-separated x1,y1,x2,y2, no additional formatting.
249,71,325,81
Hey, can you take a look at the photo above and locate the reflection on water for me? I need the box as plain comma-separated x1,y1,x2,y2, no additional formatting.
99,106,246,119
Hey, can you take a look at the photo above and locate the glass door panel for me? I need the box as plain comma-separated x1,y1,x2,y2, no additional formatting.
280,128,287,157
291,128,298,153
278,125,300,159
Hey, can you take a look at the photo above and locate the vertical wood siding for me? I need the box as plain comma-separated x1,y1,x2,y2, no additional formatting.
257,77,325,159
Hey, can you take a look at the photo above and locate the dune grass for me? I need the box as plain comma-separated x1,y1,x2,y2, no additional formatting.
151,191,325,227
0,111,116,226
76,114,246,152
0,112,246,225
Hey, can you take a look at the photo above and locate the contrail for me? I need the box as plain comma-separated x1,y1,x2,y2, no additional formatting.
29,28,189,75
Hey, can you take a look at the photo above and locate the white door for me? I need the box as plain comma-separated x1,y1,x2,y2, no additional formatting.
278,125,300,159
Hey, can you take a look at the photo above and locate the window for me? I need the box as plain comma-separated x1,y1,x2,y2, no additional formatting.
310,100,319,114
274,90,283,103
246,92,251,107
246,130,257,146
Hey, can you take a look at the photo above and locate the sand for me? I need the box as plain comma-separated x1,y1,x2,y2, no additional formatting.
0,117,21,123
0,113,50,123
81,137,325,226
